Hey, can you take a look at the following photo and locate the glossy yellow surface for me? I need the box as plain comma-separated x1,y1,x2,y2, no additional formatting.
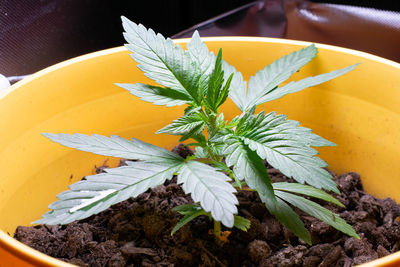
0,37,399,266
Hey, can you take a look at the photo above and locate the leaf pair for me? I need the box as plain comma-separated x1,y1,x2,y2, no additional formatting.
157,111,206,142
117,18,216,108
226,111,338,193
35,134,238,228
270,183,357,244
227,44,359,112
220,110,360,241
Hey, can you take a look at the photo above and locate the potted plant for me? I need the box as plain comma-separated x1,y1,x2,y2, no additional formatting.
1,18,400,267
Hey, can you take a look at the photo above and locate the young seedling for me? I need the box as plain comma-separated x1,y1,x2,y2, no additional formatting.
35,16,360,244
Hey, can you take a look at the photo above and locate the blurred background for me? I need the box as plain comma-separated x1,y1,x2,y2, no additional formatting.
1,0,399,80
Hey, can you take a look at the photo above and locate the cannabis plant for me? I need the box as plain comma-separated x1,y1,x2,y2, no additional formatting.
35,17,360,244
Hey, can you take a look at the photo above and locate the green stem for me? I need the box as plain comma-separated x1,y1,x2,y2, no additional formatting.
193,158,215,164
199,108,222,161
208,116,217,138
199,108,209,121
207,146,218,161
213,220,221,238
200,108,218,138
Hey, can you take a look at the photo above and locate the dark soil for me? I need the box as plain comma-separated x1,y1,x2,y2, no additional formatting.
15,144,400,266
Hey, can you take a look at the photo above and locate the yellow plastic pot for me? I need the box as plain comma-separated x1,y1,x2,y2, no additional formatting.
0,37,399,267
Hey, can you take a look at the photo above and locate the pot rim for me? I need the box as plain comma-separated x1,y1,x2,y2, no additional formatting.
1,36,399,267
3,36,399,100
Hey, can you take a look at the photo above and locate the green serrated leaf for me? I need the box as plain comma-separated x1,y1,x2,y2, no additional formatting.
204,49,231,112
273,182,344,207
209,143,225,158
157,112,205,136
211,161,241,188
121,17,215,105
256,63,359,106
184,105,201,115
34,161,182,225
178,160,238,227
194,146,209,158
274,121,335,147
181,132,207,144
216,113,225,127
172,204,203,215
116,83,192,107
205,48,224,110
227,44,358,112
171,204,208,235
171,208,208,235
227,116,240,130
187,30,215,97
223,137,276,207
267,197,311,245
234,111,338,193
243,44,318,111
42,133,183,164
241,111,333,147
211,161,230,173
223,61,248,112
276,190,359,239
233,215,251,231
217,73,233,108
234,107,260,135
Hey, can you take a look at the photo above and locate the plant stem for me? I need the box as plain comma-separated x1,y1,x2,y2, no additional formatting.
213,220,222,238
199,107,222,161
193,158,215,164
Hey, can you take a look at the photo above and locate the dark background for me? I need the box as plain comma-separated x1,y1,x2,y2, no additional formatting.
1,0,399,76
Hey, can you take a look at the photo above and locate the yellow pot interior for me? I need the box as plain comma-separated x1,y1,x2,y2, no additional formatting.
0,37,399,267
